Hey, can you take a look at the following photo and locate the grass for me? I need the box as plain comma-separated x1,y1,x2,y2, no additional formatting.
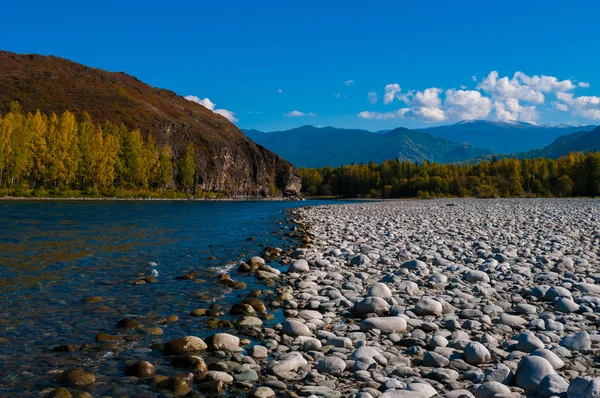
0,188,231,200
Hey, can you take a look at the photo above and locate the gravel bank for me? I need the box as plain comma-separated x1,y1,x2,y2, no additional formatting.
272,199,600,398
40,198,600,397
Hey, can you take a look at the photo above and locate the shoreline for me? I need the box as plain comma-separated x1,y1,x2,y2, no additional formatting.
261,198,600,397
22,198,600,397
0,195,304,202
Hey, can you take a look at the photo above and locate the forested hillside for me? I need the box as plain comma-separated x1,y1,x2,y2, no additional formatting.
299,152,600,198
0,103,261,197
0,51,300,198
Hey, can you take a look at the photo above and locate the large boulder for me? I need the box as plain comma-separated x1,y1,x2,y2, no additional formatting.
281,319,312,337
464,342,491,365
360,317,407,333
162,336,207,355
207,333,240,351
515,356,556,391
288,259,309,273
354,297,390,315
414,298,443,316
368,282,392,298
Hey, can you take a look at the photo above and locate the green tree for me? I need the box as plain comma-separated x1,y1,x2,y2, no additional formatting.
157,144,174,188
178,144,196,191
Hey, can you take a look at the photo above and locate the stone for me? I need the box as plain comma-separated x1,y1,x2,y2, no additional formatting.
585,379,600,398
208,333,240,351
530,348,565,370
407,383,438,397
162,336,207,355
568,377,591,398
380,392,427,398
516,332,545,353
269,351,307,374
474,381,512,398
538,374,569,397
249,345,268,358
499,313,527,327
235,369,259,382
414,298,443,316
515,356,557,391
360,317,407,333
45,388,72,398
252,387,276,398
354,297,390,315
561,331,591,352
60,369,95,386
205,371,234,383
317,356,347,375
463,341,491,365
555,297,580,313
368,282,392,298
238,316,263,328
288,259,309,273
125,361,155,378
423,351,450,367
115,318,142,329
350,254,371,266
281,319,312,337
464,270,490,283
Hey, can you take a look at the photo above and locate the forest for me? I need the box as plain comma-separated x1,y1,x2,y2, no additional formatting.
299,152,600,199
2,102,600,199
0,102,202,197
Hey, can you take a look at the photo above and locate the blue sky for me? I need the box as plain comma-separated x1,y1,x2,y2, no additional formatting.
2,1,600,131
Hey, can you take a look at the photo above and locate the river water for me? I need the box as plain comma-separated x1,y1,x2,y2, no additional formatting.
0,199,346,396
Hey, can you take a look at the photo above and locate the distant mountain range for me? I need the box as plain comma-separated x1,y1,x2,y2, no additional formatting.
522,126,600,159
419,120,597,153
243,125,490,168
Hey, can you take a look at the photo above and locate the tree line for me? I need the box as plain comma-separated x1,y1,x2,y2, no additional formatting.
299,152,600,198
0,102,198,196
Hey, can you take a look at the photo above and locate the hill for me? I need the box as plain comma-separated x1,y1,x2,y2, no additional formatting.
0,51,299,197
522,126,600,159
243,125,490,168
419,120,596,153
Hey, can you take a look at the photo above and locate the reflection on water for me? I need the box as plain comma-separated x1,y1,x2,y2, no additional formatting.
0,199,340,396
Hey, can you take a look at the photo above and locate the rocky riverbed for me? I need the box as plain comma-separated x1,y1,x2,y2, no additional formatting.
37,199,600,397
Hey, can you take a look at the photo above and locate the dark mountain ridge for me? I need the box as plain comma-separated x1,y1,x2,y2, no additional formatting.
521,126,600,159
419,120,597,153
0,50,300,197
244,125,490,168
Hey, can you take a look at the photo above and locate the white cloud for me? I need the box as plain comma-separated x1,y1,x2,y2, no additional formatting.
285,110,315,117
477,71,545,103
333,92,341,99
513,71,575,93
277,89,283,93
367,91,378,104
407,106,446,121
185,96,215,110
362,70,599,123
358,106,444,122
185,95,238,122
553,102,569,112
471,75,477,82
344,80,355,86
444,89,492,120
556,92,600,120
412,88,443,108
383,83,402,104
494,98,539,122
358,109,410,120
477,71,575,106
